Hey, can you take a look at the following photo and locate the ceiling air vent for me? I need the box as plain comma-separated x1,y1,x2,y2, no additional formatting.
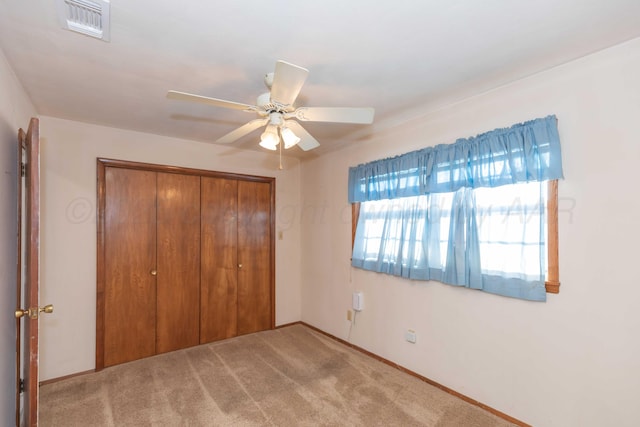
56,0,110,41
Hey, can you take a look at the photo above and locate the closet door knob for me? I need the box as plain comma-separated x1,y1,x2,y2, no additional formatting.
150,269,157,276
238,264,243,269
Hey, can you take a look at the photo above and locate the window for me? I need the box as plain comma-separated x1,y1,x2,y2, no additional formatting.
352,180,559,296
348,115,563,301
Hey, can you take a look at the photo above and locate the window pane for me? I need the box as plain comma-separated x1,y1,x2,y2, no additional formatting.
352,181,548,294
474,182,546,280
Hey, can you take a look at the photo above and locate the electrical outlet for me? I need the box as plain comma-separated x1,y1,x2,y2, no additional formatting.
347,310,353,321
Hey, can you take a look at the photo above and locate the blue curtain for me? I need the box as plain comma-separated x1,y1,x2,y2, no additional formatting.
348,115,563,202
349,116,563,301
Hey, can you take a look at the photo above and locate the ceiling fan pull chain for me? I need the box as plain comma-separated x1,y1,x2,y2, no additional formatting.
279,134,283,170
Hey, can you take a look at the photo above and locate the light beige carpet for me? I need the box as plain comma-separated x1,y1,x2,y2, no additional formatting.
40,324,517,426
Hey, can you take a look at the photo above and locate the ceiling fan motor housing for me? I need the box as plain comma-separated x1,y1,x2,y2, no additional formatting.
256,92,271,108
268,112,284,126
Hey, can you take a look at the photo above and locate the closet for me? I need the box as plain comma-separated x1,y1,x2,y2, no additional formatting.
96,159,274,369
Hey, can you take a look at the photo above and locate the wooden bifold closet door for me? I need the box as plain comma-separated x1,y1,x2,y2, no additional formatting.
103,168,157,366
200,178,272,343
97,159,274,370
200,177,238,342
155,173,201,354
236,180,273,335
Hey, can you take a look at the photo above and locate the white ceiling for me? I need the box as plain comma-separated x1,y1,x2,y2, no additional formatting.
1,0,640,159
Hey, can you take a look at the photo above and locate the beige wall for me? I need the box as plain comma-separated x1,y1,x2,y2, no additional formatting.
38,117,303,380
0,47,37,425
4,34,640,426
300,38,640,427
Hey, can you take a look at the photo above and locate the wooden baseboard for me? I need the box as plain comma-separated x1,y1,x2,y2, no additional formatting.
275,321,302,329
295,321,530,427
39,369,95,387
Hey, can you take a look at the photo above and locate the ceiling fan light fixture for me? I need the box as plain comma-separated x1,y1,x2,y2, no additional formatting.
281,126,300,149
259,126,279,150
167,60,375,154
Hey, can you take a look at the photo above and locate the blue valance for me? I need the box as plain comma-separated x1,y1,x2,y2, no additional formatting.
348,115,563,202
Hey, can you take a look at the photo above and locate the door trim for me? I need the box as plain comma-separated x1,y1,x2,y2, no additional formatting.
15,128,24,427
96,158,276,371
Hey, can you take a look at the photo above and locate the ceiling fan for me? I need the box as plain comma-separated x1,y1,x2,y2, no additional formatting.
167,60,375,152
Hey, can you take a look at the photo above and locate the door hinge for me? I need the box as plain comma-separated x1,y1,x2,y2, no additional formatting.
20,162,26,177
19,378,24,393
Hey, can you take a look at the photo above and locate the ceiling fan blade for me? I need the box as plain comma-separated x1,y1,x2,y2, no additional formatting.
293,107,375,124
167,90,256,111
286,121,320,151
270,61,309,106
216,118,268,144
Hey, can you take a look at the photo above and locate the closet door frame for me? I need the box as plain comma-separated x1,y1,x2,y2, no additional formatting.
96,158,275,371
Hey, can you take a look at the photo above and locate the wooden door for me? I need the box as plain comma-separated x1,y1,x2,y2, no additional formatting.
200,177,238,343
98,160,275,365
102,167,157,367
156,173,200,353
15,118,41,427
237,180,273,335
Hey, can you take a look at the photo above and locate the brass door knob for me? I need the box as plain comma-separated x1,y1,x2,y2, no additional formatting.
40,304,54,314
15,304,54,319
238,264,243,269
150,269,157,276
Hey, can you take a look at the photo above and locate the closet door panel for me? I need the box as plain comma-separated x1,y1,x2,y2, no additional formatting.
156,173,201,353
200,177,238,343
104,168,157,367
237,180,272,335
